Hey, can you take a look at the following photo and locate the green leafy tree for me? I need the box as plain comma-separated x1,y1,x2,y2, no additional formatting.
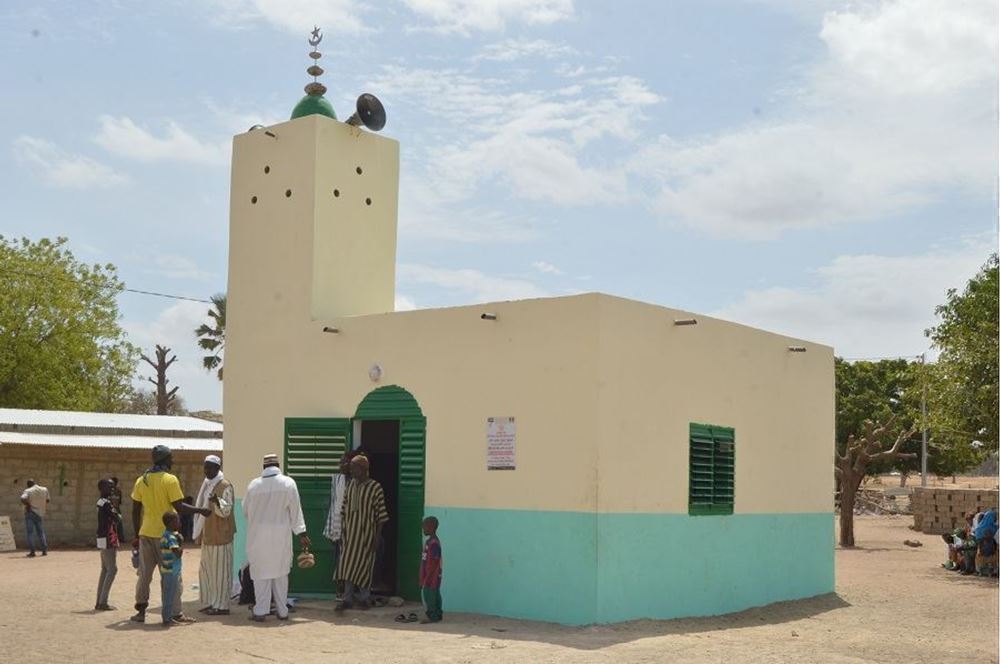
835,358,920,546
0,236,137,411
925,254,999,454
836,357,922,474
195,293,226,380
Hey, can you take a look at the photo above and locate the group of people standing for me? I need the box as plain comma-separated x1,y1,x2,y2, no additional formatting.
90,444,443,627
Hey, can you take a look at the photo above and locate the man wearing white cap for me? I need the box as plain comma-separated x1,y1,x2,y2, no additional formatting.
193,454,236,615
243,454,310,622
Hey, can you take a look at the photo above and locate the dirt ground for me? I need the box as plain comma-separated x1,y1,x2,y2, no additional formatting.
1,516,996,664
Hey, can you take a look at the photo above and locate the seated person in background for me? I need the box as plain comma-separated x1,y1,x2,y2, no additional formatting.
941,531,962,570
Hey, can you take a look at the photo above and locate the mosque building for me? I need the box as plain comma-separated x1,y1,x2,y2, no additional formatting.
226,30,834,625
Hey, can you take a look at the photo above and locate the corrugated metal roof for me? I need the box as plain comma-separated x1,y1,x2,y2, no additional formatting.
0,408,222,433
0,431,223,451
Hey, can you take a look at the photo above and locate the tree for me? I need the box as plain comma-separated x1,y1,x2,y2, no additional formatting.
835,358,922,480
125,387,187,416
925,254,999,453
0,236,137,411
141,345,180,415
195,294,226,380
835,416,917,547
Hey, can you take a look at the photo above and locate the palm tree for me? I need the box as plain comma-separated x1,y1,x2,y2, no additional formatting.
195,293,226,380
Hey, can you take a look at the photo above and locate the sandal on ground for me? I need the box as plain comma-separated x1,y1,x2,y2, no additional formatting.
171,614,197,624
394,613,409,622
198,606,212,613
205,608,230,615
249,614,266,622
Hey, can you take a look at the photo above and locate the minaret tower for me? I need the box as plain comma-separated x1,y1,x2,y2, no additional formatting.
227,26,400,330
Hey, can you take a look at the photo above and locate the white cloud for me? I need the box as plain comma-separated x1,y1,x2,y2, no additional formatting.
399,263,549,303
206,0,365,34
124,300,222,411
94,116,230,166
402,0,574,33
819,0,997,95
712,237,995,357
475,38,576,62
631,0,998,238
532,260,563,275
395,294,418,311
12,136,128,189
371,66,659,210
143,255,215,281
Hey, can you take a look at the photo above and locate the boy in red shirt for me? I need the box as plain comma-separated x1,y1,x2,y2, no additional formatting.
419,516,443,624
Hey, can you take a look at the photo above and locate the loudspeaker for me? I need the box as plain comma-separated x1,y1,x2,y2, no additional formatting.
346,93,386,132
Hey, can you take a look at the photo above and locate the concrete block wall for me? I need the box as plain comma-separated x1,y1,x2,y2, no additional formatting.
911,487,999,535
0,445,220,547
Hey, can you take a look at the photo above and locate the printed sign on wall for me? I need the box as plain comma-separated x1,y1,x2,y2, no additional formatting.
487,416,516,470
0,515,16,552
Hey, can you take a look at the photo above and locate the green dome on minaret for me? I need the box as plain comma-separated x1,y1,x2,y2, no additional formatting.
291,27,336,120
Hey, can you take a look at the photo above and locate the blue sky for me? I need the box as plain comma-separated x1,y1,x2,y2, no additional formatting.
1,0,996,412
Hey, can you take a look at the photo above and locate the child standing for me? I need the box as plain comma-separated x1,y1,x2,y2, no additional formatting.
95,478,120,610
419,516,443,624
159,512,194,626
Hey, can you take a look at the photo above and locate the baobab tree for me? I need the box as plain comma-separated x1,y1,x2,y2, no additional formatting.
835,415,917,547
141,344,179,416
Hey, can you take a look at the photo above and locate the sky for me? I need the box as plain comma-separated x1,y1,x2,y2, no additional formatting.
1,0,996,413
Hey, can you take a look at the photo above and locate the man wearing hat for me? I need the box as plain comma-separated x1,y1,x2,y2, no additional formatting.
193,454,236,615
243,454,310,622
130,445,210,624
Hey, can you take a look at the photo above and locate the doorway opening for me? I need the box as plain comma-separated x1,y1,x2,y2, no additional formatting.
358,419,400,595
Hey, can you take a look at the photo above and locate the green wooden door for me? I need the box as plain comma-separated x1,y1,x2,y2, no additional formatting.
284,417,351,594
396,416,427,600
354,385,426,601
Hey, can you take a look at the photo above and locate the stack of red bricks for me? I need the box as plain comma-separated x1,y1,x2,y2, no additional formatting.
911,487,999,535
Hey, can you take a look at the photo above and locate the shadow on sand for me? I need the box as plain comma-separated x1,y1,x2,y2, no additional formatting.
101,592,851,650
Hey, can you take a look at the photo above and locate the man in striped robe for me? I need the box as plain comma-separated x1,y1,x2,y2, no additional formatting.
193,455,236,615
335,455,389,611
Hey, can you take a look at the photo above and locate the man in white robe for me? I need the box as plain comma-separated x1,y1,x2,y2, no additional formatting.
193,454,236,614
242,453,310,622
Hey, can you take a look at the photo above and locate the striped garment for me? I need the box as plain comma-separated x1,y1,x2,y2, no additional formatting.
335,478,389,588
199,543,233,610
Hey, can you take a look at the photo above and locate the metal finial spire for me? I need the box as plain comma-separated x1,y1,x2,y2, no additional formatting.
304,26,327,97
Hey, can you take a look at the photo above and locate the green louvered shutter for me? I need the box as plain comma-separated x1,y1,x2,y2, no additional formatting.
284,417,351,594
689,423,735,516
396,416,426,601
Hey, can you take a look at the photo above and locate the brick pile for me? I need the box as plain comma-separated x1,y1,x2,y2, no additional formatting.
911,487,999,535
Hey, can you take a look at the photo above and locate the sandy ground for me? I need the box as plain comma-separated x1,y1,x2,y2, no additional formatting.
1,516,997,664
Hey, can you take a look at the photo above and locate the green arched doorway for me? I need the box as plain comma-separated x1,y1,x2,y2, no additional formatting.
353,385,426,601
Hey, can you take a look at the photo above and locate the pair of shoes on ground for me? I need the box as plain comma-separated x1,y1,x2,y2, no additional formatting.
394,612,441,624
161,615,196,628
335,600,370,612
25,552,46,557
248,613,289,622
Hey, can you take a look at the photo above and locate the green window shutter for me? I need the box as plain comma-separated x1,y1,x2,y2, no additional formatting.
396,416,426,601
284,417,351,594
689,423,735,516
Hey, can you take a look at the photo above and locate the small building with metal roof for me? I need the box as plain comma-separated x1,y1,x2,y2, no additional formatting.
0,408,223,547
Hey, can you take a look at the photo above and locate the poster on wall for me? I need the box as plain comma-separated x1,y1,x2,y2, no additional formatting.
0,515,16,551
486,417,516,470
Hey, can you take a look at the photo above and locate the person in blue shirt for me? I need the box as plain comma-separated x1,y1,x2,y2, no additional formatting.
159,512,193,627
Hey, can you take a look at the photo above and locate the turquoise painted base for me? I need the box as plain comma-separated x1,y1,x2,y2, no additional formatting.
427,507,833,626
233,497,247,578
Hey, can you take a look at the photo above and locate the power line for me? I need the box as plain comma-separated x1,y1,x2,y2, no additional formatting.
0,267,212,304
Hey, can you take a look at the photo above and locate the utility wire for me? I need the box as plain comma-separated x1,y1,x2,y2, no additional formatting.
0,267,212,304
